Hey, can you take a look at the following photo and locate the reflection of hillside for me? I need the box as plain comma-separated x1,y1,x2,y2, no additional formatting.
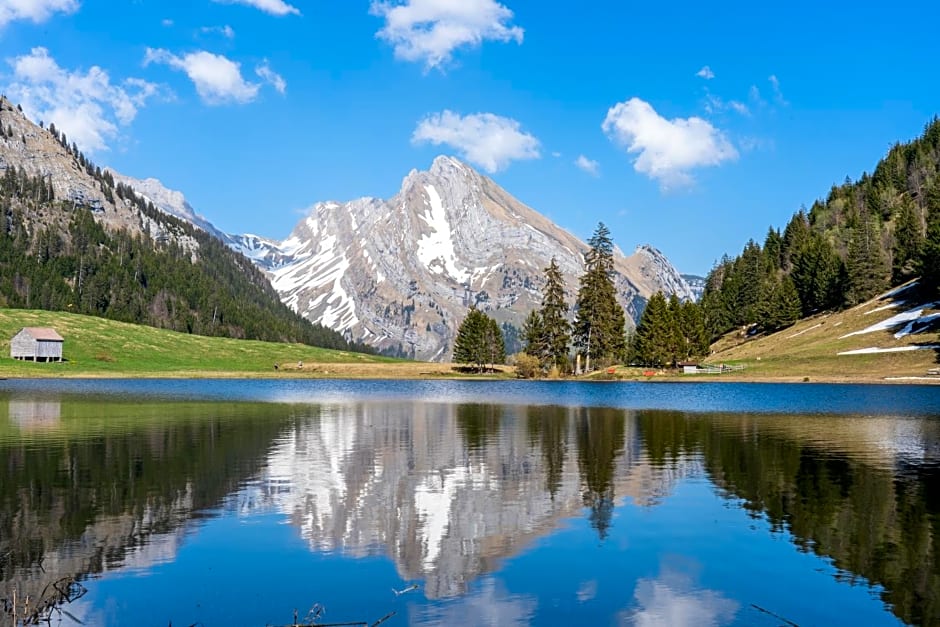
0,403,288,609
246,403,693,599
638,410,940,626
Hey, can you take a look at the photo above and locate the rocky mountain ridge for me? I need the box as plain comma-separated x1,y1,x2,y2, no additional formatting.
218,156,694,360
106,169,230,241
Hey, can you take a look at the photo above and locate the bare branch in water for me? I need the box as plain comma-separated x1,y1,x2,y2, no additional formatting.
751,603,800,626
392,584,419,597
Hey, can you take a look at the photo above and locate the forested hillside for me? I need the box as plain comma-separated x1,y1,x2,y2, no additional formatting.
701,117,940,339
626,117,940,368
0,102,371,352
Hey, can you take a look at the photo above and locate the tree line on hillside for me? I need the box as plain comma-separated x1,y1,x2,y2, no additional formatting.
702,117,940,341
454,117,940,375
0,111,372,353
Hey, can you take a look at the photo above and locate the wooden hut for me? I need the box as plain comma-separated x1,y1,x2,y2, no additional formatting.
677,361,700,374
10,327,64,362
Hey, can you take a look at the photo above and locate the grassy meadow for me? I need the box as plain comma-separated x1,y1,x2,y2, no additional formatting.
682,286,940,382
0,308,464,378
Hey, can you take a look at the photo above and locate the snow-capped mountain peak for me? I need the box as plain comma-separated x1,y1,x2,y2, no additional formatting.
229,155,693,360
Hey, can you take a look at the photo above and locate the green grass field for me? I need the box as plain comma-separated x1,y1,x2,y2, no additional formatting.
0,308,409,378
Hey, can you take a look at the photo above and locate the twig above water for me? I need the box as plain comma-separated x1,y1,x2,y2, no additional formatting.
750,603,800,626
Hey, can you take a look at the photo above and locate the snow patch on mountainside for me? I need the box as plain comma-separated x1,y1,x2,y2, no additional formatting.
272,235,358,331
840,303,940,339
417,185,469,283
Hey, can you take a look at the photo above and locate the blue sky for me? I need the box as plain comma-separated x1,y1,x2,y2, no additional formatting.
1,0,938,274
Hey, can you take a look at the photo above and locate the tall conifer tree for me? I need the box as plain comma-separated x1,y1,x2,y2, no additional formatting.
920,180,940,296
538,257,571,371
573,223,626,369
892,198,923,283
845,210,889,305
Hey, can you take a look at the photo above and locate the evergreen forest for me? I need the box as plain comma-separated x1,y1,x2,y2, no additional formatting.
700,117,940,341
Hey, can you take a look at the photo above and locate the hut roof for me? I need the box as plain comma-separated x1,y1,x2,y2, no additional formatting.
22,327,64,342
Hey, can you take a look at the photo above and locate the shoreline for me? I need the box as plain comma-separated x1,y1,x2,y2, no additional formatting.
0,367,939,385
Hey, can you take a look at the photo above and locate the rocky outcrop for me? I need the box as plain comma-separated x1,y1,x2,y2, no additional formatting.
0,97,200,255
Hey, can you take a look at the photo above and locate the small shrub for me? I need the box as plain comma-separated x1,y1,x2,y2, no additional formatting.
514,353,540,379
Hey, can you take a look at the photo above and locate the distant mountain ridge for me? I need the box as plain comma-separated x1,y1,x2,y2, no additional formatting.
105,170,230,241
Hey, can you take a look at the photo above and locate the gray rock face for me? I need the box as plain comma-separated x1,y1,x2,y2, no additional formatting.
243,156,694,360
0,98,201,257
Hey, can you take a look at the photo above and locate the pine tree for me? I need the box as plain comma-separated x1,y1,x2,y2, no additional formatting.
921,180,940,296
538,257,571,372
679,299,709,357
700,257,735,340
484,315,506,368
845,210,889,305
763,226,783,270
522,310,544,357
632,292,672,366
891,198,923,283
782,209,811,271
757,274,801,331
778,276,802,326
790,233,841,315
454,307,504,372
573,223,626,369
735,240,764,324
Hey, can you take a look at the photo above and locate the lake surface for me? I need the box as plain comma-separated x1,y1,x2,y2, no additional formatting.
1,380,938,626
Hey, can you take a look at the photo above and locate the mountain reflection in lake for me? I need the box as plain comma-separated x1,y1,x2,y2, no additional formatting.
0,380,937,626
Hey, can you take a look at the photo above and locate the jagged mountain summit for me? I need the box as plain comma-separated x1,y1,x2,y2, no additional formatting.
221,156,693,360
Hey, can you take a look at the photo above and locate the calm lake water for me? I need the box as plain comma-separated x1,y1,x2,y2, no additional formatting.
1,380,939,626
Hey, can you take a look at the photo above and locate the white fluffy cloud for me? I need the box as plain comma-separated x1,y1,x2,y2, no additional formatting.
255,61,286,94
704,93,749,117
769,74,788,106
201,24,235,38
5,47,159,152
696,65,714,80
0,0,77,27
575,154,600,176
602,97,738,188
145,49,284,105
211,0,299,16
412,110,539,172
371,0,523,70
